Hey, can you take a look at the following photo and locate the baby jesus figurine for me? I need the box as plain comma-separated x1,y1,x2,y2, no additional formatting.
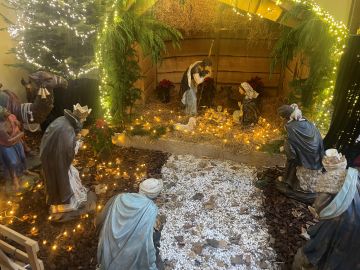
40,104,94,221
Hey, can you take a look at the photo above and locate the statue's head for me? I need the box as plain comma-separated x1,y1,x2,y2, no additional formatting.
201,58,212,67
278,104,303,122
139,178,163,199
21,71,68,102
72,103,92,123
239,82,259,100
277,104,293,121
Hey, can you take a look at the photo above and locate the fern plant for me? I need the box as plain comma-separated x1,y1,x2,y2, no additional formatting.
96,1,182,124
271,4,344,109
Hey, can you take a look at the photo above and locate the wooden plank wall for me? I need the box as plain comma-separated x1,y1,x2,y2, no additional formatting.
281,55,310,98
135,46,157,104
155,35,281,98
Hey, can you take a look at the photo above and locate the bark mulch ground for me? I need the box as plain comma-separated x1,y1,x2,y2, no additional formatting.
1,131,169,270
1,131,316,270
257,167,315,270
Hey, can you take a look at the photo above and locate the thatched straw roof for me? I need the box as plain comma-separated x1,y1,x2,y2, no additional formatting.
152,0,282,38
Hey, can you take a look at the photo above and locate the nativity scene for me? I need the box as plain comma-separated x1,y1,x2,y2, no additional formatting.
0,0,359,269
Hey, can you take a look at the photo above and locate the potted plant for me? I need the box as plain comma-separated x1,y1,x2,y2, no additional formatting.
89,118,114,157
157,79,175,103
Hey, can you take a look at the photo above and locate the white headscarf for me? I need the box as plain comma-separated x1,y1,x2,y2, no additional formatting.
240,82,259,100
289,104,305,122
187,61,202,88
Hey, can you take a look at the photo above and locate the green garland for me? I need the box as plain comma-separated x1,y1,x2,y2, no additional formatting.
128,124,172,139
95,0,181,124
271,1,348,131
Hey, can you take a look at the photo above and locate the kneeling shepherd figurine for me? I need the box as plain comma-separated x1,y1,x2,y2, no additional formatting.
96,178,164,270
293,149,360,270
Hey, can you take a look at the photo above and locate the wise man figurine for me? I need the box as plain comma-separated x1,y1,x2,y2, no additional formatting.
40,103,95,221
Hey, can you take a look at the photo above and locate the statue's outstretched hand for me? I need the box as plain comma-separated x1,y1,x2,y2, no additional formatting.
80,129,89,137
75,139,83,155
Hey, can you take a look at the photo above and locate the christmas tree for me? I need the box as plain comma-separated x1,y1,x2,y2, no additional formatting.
3,0,103,78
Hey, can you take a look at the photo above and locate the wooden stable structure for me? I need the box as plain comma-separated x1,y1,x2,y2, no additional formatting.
0,225,43,270
157,31,281,96
135,0,309,109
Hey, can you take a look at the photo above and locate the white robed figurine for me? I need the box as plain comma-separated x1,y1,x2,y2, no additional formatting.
180,59,212,115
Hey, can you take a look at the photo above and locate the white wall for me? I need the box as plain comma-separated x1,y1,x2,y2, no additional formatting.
0,0,28,101
316,0,353,24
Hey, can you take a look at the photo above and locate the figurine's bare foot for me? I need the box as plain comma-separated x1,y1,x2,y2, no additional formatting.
24,170,39,177
25,149,37,157
13,177,20,191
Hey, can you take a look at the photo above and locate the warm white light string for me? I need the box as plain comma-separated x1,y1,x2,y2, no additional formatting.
7,0,97,79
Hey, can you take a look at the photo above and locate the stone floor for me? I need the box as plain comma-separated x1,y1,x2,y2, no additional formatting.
157,155,278,270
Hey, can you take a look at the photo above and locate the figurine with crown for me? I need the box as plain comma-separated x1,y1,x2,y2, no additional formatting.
40,103,96,221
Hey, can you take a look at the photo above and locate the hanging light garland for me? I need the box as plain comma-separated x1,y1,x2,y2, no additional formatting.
98,0,347,130
232,0,348,131
284,0,347,131
96,0,115,122
95,0,129,122
7,0,98,78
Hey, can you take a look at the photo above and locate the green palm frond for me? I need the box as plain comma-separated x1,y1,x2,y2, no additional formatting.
271,4,338,108
97,2,182,123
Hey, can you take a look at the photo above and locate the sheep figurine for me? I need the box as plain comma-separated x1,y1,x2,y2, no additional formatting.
174,117,197,132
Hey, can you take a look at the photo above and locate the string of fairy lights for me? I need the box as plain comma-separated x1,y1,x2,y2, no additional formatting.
7,0,97,78
0,0,350,258
231,0,348,130
96,0,348,130
95,0,121,121
288,0,347,131
0,151,148,255
110,107,281,152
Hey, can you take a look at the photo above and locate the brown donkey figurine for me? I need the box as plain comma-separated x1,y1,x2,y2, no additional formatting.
0,71,68,127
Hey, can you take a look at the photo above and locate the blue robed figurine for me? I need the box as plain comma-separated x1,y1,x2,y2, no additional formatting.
96,178,163,270
293,149,360,270
276,104,324,203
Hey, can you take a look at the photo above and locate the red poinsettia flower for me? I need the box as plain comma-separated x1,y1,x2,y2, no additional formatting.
96,118,108,129
158,79,174,89
204,77,214,83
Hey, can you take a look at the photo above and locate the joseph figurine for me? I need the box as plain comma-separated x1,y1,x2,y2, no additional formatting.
40,103,91,215
180,58,212,115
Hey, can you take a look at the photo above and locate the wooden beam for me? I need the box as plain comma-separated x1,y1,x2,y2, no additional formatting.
0,240,29,263
349,0,360,34
0,225,43,270
158,56,279,73
0,248,20,270
157,71,280,87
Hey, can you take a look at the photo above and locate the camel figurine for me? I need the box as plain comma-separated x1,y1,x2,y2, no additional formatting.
0,71,68,127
